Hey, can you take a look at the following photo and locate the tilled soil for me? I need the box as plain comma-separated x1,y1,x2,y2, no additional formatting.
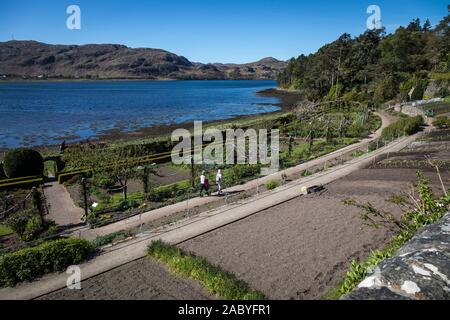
39,257,212,300
178,168,447,300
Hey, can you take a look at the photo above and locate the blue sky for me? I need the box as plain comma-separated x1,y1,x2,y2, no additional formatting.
0,0,448,63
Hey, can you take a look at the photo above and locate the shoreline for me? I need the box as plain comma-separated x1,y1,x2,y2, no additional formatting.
0,78,277,83
0,86,302,155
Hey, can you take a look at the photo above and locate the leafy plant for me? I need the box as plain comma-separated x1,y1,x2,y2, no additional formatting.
0,238,95,287
92,231,132,248
433,116,449,129
265,180,279,190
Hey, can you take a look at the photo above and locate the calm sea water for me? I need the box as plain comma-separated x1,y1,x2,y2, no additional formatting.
0,80,280,148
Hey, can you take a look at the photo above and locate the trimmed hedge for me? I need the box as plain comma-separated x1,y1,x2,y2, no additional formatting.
3,148,44,178
0,177,43,191
0,238,95,287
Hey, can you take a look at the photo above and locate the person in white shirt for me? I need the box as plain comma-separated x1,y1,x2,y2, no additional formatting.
199,171,210,197
216,169,223,195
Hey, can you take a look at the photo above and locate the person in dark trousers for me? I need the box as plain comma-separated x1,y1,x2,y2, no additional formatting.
200,171,210,197
59,140,67,154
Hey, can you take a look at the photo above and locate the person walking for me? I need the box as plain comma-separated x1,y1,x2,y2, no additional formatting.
200,171,210,197
216,169,223,195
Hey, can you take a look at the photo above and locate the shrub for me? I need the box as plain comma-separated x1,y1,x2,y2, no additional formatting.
381,116,424,140
0,238,95,287
148,180,191,202
92,231,132,248
265,180,279,190
433,116,449,129
93,173,115,189
118,199,139,211
4,210,38,239
22,214,43,242
226,165,261,185
3,148,44,178
4,210,56,241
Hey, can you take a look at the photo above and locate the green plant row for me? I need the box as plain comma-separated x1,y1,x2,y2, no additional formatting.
147,240,266,300
381,115,424,140
0,177,43,191
91,231,132,248
58,142,216,183
0,175,43,184
0,238,95,287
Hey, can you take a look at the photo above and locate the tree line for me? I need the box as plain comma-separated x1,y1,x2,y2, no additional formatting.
278,13,450,105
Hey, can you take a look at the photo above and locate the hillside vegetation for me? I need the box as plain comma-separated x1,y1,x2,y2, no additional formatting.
278,14,450,105
0,41,286,80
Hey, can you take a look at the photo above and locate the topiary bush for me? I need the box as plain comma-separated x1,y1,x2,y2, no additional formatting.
0,238,95,287
3,148,44,178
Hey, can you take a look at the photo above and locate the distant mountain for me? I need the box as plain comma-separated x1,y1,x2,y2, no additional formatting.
0,41,286,80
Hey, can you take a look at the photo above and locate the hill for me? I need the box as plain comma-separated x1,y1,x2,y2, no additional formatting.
0,41,286,80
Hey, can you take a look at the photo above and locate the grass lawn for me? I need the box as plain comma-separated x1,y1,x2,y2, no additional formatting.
0,225,14,237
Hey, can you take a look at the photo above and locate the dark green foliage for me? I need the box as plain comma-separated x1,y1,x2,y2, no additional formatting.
93,173,115,189
0,163,5,179
433,116,450,128
279,14,450,104
225,164,261,185
381,116,424,140
3,210,41,241
92,231,132,248
265,180,279,190
0,238,95,287
3,149,44,178
3,209,55,242
117,199,139,211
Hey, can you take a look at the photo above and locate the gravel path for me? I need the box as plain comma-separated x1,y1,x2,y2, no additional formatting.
43,182,84,227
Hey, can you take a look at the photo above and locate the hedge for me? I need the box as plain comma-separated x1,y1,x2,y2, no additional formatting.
0,238,95,287
3,149,44,178
0,177,43,191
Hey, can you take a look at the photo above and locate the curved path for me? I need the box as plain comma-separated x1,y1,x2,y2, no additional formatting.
1,112,424,300
75,112,395,240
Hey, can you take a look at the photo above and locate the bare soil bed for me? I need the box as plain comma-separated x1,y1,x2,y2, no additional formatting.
38,129,450,300
178,167,447,300
39,257,212,300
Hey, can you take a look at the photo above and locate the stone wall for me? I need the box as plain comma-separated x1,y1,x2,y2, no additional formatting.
343,213,450,300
